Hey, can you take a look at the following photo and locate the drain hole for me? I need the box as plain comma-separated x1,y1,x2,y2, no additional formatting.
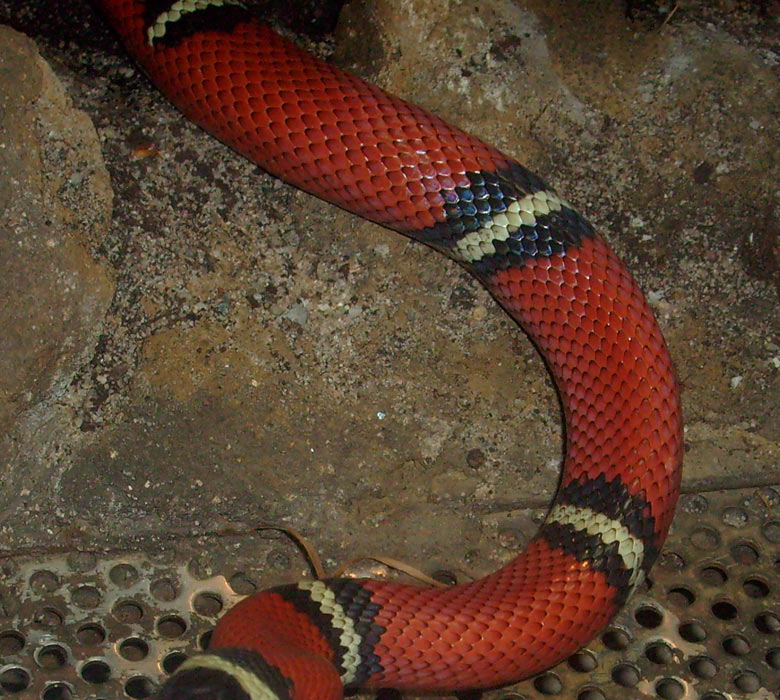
654,676,684,700
431,570,457,586
722,634,750,656
601,627,630,650
34,606,64,628
109,563,140,588
699,565,727,586
0,667,31,693
71,585,102,609
113,600,145,624
755,611,780,633
701,693,727,700
761,519,780,542
42,682,72,700
634,605,663,629
766,646,780,669
150,577,180,602
689,655,718,679
229,572,257,595
193,592,224,617
0,630,25,654
125,675,156,698
722,507,749,528
678,620,707,643
567,649,596,673
76,622,106,646
119,637,150,661
162,651,188,674
730,541,759,564
711,600,738,620
733,669,761,693
742,576,769,598
657,551,685,572
611,662,640,687
644,641,674,664
81,659,112,684
667,586,695,607
30,570,60,594
690,526,720,550
36,643,69,669
576,688,605,700
532,672,562,694
157,615,187,638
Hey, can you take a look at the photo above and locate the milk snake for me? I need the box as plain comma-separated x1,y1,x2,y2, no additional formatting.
92,1,684,698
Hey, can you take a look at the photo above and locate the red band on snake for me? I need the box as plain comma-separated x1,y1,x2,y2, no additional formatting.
91,2,684,699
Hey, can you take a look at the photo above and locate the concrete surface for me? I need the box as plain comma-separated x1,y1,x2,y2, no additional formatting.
0,0,778,592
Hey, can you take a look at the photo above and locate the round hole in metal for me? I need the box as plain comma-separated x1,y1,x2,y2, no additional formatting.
29,570,60,594
162,651,188,674
654,676,685,700
610,662,640,687
699,565,727,586
192,592,224,617
157,615,187,639
722,634,751,656
741,576,769,598
125,675,156,698
0,667,31,693
36,643,69,669
41,682,73,700
431,570,457,586
666,585,695,607
75,622,106,646
601,627,630,650
754,610,780,634
690,526,721,551
678,620,707,643
732,669,761,693
531,671,562,694
644,641,674,665
119,637,150,662
33,606,64,628
567,649,596,673
0,630,25,655
633,605,663,629
576,688,605,700
688,655,718,679
710,599,738,620
80,659,112,684
150,578,179,602
71,585,102,610
112,600,145,624
199,630,212,650
109,564,140,588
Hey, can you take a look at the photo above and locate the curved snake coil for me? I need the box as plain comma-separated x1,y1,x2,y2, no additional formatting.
92,2,684,699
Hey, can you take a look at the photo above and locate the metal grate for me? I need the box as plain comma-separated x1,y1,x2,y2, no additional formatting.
0,486,778,699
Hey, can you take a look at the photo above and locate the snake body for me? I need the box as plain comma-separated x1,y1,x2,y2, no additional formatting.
92,2,684,698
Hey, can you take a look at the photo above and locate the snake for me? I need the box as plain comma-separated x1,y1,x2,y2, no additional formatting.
91,1,684,698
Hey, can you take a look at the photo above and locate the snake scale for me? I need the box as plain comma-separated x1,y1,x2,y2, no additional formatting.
91,1,684,699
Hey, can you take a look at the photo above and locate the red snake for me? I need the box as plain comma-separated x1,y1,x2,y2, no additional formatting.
92,2,684,698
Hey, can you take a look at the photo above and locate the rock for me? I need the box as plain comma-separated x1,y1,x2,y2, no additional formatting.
0,26,114,532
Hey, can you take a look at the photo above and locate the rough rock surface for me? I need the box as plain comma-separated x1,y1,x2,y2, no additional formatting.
0,0,777,592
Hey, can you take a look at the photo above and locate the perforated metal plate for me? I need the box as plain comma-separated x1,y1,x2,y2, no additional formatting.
0,486,778,699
